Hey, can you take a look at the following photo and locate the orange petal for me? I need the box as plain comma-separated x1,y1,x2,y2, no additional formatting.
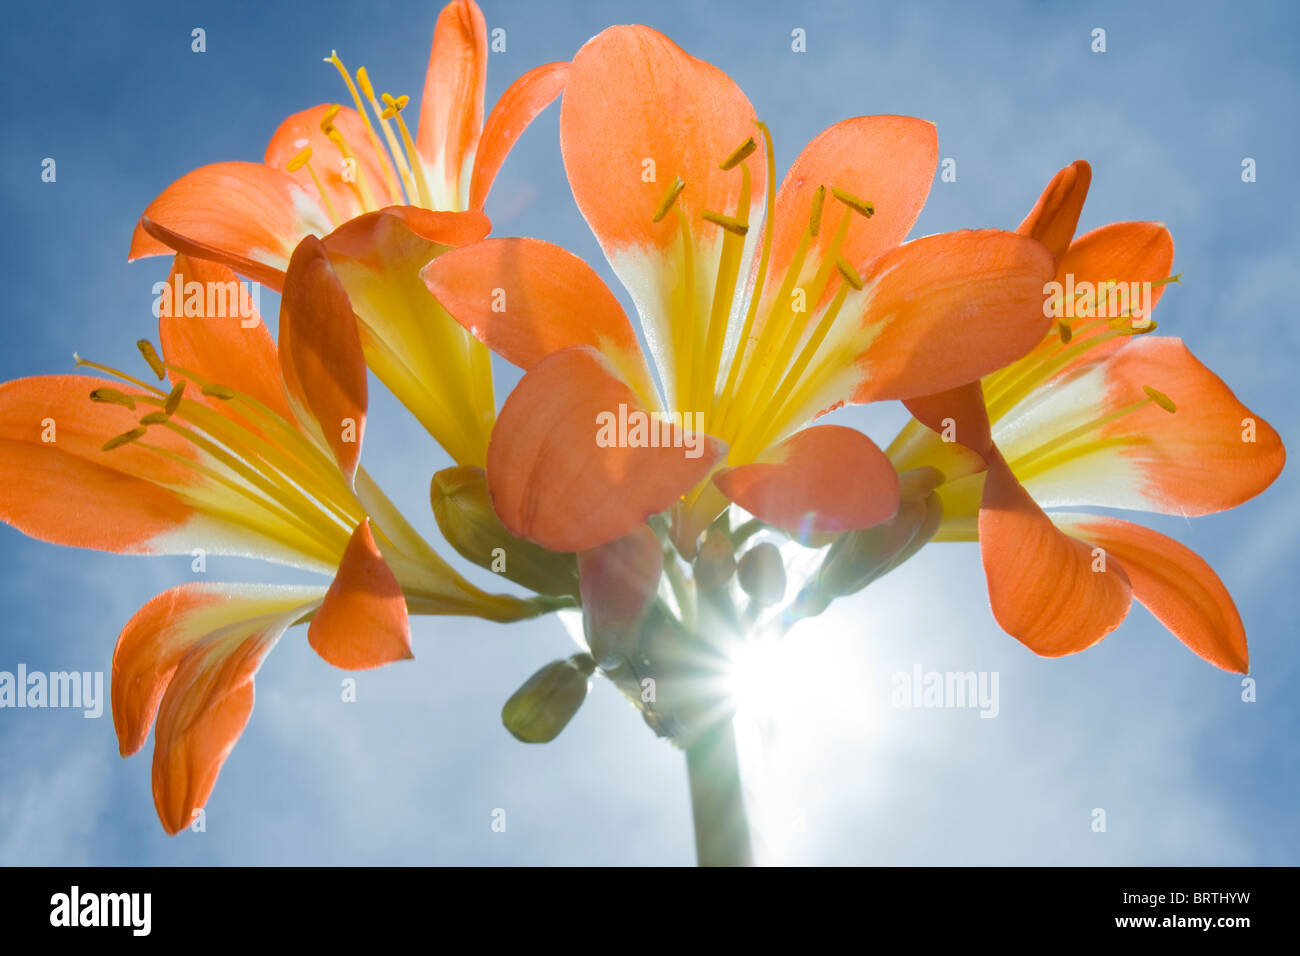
320,206,494,466
110,582,322,834
714,424,899,534
0,375,199,552
788,231,1053,420
264,104,402,218
1051,221,1174,367
129,162,330,289
421,237,656,399
760,115,937,316
308,519,413,670
903,382,993,463
279,236,368,481
1056,515,1249,673
578,524,663,666
487,346,726,552
1012,336,1285,517
1016,160,1092,262
158,254,294,422
416,0,488,208
979,451,1132,656
559,24,763,268
469,61,568,211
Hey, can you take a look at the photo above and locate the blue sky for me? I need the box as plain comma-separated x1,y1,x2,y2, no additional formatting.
1,0,1297,864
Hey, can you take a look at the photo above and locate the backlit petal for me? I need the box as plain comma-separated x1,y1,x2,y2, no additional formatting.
279,236,368,482
1016,160,1091,262
1055,515,1249,673
1005,336,1285,516
129,162,331,290
469,62,568,211
487,346,726,552
416,0,488,209
308,518,413,669
979,452,1132,656
714,424,899,533
158,254,294,422
111,582,323,834
421,237,657,403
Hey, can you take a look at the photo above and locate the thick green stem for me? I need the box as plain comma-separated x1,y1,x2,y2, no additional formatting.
684,719,754,866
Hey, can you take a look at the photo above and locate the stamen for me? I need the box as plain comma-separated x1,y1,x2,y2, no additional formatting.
285,146,340,227
719,137,757,171
102,427,146,451
831,186,875,218
1056,319,1072,344
137,340,166,380
139,411,170,425
808,185,827,237
379,92,433,209
1143,385,1176,413
713,120,777,428
323,51,400,205
163,381,186,416
89,388,136,411
701,210,748,235
319,104,380,211
201,383,237,400
652,177,686,223
835,256,864,291
356,66,416,203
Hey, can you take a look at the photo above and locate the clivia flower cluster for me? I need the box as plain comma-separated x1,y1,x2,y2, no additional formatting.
0,1,1282,863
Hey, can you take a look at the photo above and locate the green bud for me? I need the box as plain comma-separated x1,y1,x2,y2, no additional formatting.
807,490,942,604
501,653,595,743
737,541,786,605
431,466,579,597
693,527,736,591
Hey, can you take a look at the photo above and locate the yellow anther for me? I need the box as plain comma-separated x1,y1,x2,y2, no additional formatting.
379,92,410,120
720,137,757,171
89,387,136,411
201,383,237,400
701,210,748,236
164,381,186,416
1117,319,1158,336
831,186,875,218
286,147,313,173
101,427,147,452
139,411,170,426
319,103,342,134
356,66,377,101
136,340,166,380
835,256,864,290
1143,385,1177,413
651,177,686,223
808,185,827,237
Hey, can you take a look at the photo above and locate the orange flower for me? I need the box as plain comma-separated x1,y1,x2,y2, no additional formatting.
0,246,548,833
422,24,1056,556
888,162,1286,672
128,0,567,466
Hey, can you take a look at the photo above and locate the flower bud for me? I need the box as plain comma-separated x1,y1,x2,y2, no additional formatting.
806,490,942,605
501,653,595,743
579,525,663,668
693,527,736,591
432,465,579,597
737,541,786,605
